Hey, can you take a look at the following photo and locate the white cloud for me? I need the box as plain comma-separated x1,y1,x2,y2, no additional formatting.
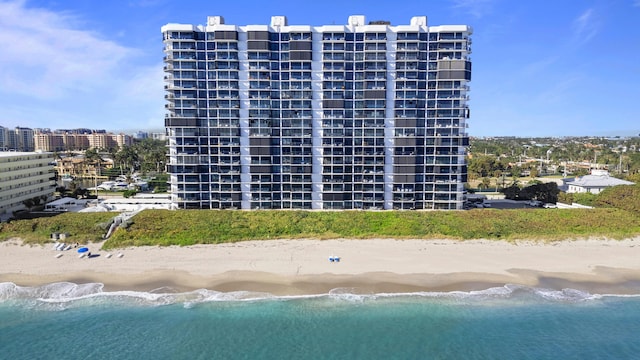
0,0,138,99
572,8,599,44
450,0,497,18
0,0,163,130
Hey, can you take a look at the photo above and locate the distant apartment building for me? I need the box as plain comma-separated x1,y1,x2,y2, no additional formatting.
33,129,133,152
87,132,133,150
0,126,8,151
15,127,35,152
0,152,56,219
34,131,89,152
151,132,167,141
0,126,35,151
134,131,150,139
162,15,472,210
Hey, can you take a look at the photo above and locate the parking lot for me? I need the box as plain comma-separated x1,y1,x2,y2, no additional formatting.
473,199,535,210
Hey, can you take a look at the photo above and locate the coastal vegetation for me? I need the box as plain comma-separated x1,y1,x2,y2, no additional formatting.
594,184,640,213
0,212,115,244
2,207,640,249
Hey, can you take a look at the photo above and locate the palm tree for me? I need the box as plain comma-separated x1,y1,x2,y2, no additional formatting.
116,146,139,175
84,148,104,178
480,177,491,191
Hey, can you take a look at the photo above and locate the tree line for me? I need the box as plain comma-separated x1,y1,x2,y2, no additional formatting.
467,137,640,182
60,138,166,177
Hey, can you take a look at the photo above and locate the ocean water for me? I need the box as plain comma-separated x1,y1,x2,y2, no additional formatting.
1,283,639,360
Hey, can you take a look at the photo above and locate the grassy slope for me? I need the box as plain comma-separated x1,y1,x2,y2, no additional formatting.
2,209,639,249
0,212,116,245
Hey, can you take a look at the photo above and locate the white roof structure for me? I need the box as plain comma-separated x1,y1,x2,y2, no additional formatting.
0,151,41,157
564,170,635,194
79,195,172,212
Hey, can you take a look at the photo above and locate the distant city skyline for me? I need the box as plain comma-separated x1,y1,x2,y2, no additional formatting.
0,0,639,137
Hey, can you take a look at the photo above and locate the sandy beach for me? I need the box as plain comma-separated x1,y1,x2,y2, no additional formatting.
2,238,640,295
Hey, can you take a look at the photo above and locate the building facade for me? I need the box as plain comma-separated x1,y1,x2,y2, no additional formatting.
0,126,35,151
162,15,471,210
33,129,133,152
0,126,8,151
0,152,56,219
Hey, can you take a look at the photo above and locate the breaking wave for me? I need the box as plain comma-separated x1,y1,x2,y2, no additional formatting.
2,281,638,310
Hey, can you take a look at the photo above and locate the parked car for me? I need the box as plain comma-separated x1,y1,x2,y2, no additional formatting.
543,203,557,209
527,200,543,207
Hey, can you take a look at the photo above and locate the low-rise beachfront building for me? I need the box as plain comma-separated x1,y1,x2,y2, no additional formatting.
162,15,472,210
564,169,635,194
0,152,57,220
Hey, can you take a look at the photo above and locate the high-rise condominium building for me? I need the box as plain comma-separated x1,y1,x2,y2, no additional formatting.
162,15,471,210
0,126,35,152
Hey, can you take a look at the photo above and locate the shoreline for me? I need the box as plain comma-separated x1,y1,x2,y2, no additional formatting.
2,238,640,295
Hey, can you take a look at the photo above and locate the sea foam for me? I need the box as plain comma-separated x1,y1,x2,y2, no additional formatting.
1,281,636,310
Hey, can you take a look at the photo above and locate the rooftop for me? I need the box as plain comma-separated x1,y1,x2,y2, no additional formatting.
0,151,52,158
565,171,635,188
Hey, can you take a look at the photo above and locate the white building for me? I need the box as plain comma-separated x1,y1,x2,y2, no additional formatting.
564,169,635,194
0,152,56,219
162,15,472,210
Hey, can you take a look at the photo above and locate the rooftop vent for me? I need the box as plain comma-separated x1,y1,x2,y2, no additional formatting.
368,20,391,25
207,16,225,26
271,16,288,27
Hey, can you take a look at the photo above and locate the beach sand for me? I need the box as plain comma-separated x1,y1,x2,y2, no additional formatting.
2,238,640,295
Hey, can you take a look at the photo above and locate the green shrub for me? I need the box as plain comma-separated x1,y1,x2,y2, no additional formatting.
572,192,597,207
595,184,640,213
4,209,639,249
122,190,137,198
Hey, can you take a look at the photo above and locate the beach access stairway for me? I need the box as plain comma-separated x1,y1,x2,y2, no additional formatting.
104,210,140,239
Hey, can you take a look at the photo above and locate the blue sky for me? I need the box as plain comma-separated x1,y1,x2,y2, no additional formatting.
0,0,638,137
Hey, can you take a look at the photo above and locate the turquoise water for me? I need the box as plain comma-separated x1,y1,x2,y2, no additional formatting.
1,282,640,359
